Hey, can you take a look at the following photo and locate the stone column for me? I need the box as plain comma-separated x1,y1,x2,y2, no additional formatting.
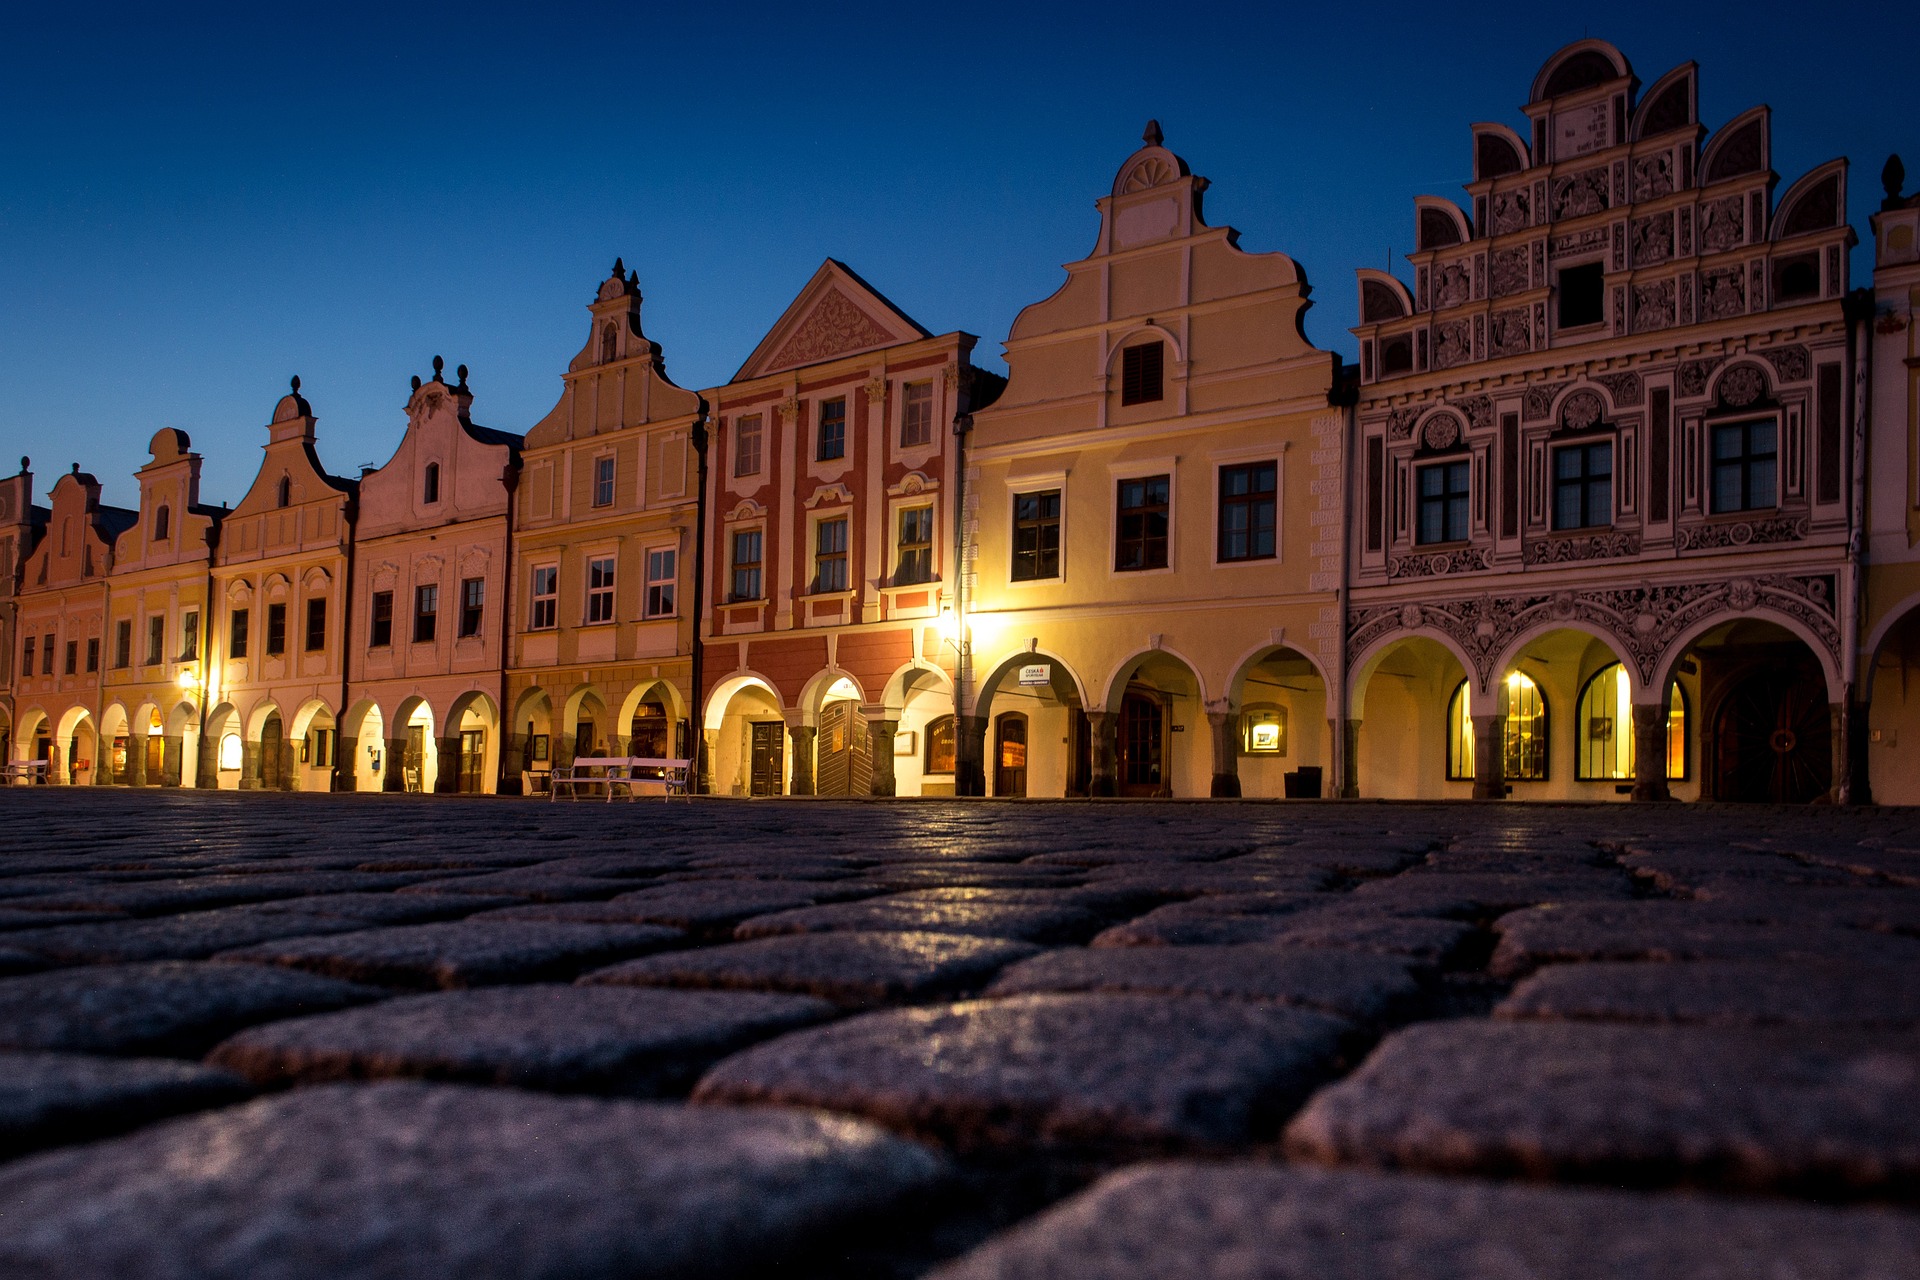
955,715,987,797
1841,698,1872,806
1470,713,1505,800
435,736,461,794
163,735,184,787
1630,702,1673,802
1207,711,1241,798
384,738,407,792
868,719,898,796
1339,718,1362,799
787,724,817,796
196,729,217,788
1088,711,1118,798
127,739,147,787
697,729,717,796
240,740,262,790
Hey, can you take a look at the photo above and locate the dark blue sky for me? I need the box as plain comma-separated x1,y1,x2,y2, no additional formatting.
2,2,1904,509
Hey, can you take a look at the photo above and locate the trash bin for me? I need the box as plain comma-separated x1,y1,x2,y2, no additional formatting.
1283,767,1323,799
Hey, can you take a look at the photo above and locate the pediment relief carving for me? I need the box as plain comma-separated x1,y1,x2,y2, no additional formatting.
725,500,768,522
768,289,896,372
887,471,938,497
804,483,855,510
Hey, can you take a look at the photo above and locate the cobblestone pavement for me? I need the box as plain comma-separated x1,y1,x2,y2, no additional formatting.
2,791,1919,1278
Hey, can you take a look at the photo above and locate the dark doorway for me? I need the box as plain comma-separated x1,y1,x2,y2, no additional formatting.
1066,709,1093,797
458,729,486,794
1710,651,1831,802
110,735,130,785
1118,689,1167,797
994,712,1028,797
260,714,284,790
816,701,871,796
750,721,784,796
405,723,427,792
629,701,668,759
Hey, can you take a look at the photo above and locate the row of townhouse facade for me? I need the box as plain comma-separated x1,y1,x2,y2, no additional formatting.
7,38,1920,805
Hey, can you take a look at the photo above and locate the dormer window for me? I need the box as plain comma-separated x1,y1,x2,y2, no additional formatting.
154,505,170,542
276,476,291,508
424,462,441,505
1120,342,1164,406
601,323,618,364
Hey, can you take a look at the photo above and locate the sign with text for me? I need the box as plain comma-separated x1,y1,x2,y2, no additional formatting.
1017,664,1050,687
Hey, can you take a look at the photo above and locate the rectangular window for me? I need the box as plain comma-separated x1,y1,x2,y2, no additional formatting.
1552,441,1614,530
113,620,131,669
40,634,53,675
229,609,248,659
266,602,287,656
305,597,327,651
458,577,484,637
181,610,199,661
85,638,98,673
1115,474,1170,571
817,398,846,461
1120,342,1165,405
895,506,933,585
528,566,557,630
146,615,164,665
1711,420,1778,514
733,415,763,477
1557,262,1605,329
23,635,35,676
1011,490,1061,582
370,591,393,647
900,382,933,448
309,728,334,769
592,455,615,507
814,517,849,593
1416,461,1472,544
65,640,77,675
413,584,438,644
645,548,676,618
1217,462,1277,561
585,557,615,624
730,530,763,602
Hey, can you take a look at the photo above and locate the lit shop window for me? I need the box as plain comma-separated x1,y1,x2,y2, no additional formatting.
219,733,243,771
1447,672,1548,782
1576,663,1687,781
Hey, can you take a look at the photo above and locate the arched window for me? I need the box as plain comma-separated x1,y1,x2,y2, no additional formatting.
601,323,618,364
924,715,956,775
1446,673,1549,782
1577,663,1688,781
153,505,170,541
423,462,440,505
276,476,291,508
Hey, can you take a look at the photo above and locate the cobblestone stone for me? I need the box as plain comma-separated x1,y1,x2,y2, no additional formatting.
208,985,832,1093
735,891,1104,944
1497,960,1920,1029
696,993,1350,1154
1490,901,1920,977
217,920,684,989
0,1052,250,1158
585,931,1041,1007
0,1081,948,1279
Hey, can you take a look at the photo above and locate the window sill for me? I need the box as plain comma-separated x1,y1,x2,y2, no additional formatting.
797,589,856,605
1411,539,1473,551
578,620,618,630
881,578,941,594
639,612,679,623
1214,553,1279,568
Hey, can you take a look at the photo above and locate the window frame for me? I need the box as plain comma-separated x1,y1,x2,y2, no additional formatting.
729,527,764,603
64,639,77,676
229,609,249,660
816,398,847,462
733,414,763,478
528,565,558,630
458,576,485,639
1556,260,1606,330
1216,460,1278,563
899,381,934,449
924,714,957,775
85,637,98,673
369,591,394,647
591,454,616,508
584,556,617,625
1709,418,1779,514
1575,663,1690,783
181,609,199,661
1415,459,1472,545
1010,487,1063,583
305,597,327,652
1120,341,1165,406
812,515,850,595
1551,439,1614,531
422,461,440,505
644,547,677,619
265,602,287,656
1445,675,1550,783
153,505,170,542
146,615,165,666
1114,472,1172,573
113,620,130,670
893,503,935,586
413,583,438,644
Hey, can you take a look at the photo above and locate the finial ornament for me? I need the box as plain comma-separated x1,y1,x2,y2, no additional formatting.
20,457,29,474
612,256,625,277
1885,154,1907,208
412,375,422,391
71,463,80,475
432,355,445,383
1143,119,1163,147
290,374,301,394
456,364,469,386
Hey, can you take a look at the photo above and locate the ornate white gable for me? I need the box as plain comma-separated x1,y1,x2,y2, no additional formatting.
734,261,928,381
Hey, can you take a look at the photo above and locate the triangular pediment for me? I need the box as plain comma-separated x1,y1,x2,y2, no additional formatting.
733,260,929,382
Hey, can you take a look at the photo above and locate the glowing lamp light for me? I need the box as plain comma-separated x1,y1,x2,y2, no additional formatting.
1250,721,1281,752
937,603,962,651
177,669,197,690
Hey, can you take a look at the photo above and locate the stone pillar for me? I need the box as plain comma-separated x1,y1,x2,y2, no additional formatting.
868,719,898,796
435,736,461,794
1207,711,1241,798
787,725,817,796
1339,718,1362,799
955,715,987,797
240,740,263,790
1630,702,1673,802
384,738,407,792
163,735,184,787
196,729,217,788
1828,700,1857,805
127,739,147,787
1088,711,1118,798
1841,698,1872,806
697,729,717,797
1470,713,1505,800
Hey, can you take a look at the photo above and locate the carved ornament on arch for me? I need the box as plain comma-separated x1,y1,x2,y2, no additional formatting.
1714,363,1771,409
1759,345,1811,384
299,566,333,592
725,499,768,522
458,546,492,578
803,483,854,510
371,560,399,592
225,578,254,605
887,470,938,497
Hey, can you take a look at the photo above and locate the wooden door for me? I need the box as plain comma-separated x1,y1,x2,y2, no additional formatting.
260,715,284,790
1118,691,1166,797
145,735,164,784
994,712,1028,798
459,729,486,794
749,722,784,796
1711,656,1830,803
816,702,871,796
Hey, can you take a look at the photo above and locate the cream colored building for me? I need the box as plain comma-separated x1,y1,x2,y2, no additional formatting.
506,262,704,792
961,124,1342,798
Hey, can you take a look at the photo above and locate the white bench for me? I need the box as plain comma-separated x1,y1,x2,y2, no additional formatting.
2,761,50,786
549,757,691,802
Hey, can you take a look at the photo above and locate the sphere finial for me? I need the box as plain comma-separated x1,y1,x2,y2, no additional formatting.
456,363,468,386
290,374,301,394
1142,119,1163,147
431,355,444,382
